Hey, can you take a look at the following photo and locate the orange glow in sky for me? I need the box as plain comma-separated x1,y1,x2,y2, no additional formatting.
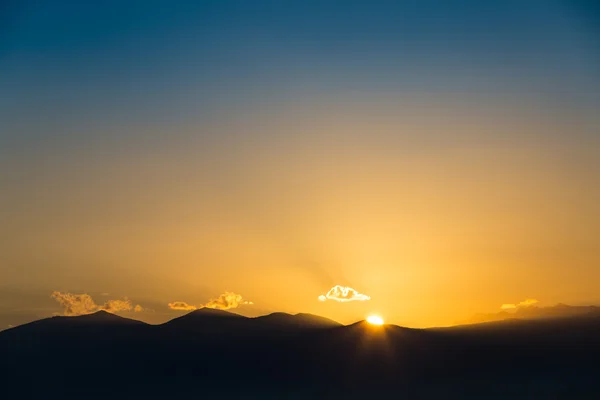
1,1,599,331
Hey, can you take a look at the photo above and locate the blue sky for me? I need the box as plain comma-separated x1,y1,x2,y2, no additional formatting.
2,1,598,143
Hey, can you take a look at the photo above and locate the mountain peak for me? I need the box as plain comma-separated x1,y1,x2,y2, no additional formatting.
87,310,116,317
188,307,245,318
253,312,341,329
72,310,146,325
78,310,126,319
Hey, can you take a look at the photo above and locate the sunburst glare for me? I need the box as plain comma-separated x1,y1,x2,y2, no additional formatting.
366,315,384,325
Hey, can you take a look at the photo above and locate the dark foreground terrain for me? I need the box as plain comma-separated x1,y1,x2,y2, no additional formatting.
1,308,600,399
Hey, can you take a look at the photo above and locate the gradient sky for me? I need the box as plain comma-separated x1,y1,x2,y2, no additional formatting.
1,0,599,329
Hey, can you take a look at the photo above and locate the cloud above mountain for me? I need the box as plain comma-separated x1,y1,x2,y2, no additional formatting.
168,291,253,311
167,301,198,311
500,298,539,310
203,291,253,310
318,285,371,302
51,291,144,316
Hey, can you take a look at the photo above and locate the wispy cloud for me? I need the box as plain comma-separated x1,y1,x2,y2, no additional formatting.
51,291,144,316
168,301,197,311
318,285,371,302
519,298,539,307
168,291,252,311
500,298,539,310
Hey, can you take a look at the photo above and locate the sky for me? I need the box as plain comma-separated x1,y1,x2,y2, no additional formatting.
1,0,599,329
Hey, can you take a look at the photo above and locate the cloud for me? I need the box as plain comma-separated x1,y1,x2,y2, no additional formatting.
101,299,133,313
168,301,197,311
51,291,141,316
51,292,102,316
202,291,251,310
318,285,371,302
500,298,539,310
168,291,253,311
134,304,144,312
519,298,539,307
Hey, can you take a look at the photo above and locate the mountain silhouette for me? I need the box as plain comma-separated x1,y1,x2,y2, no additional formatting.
252,312,342,329
2,306,600,399
182,307,245,318
460,303,600,325
66,309,148,324
165,307,244,325
0,310,146,336
162,309,341,339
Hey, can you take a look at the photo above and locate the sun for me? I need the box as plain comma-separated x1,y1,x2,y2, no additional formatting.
366,315,384,325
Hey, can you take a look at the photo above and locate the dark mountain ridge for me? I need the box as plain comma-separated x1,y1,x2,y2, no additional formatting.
2,307,600,399
460,303,600,325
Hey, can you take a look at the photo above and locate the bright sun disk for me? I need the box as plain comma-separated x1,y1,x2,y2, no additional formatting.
366,315,384,325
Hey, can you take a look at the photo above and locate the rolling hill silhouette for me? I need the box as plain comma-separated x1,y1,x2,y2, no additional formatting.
460,303,600,325
252,312,341,329
161,308,341,339
3,309,145,329
1,307,599,399
163,307,246,329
